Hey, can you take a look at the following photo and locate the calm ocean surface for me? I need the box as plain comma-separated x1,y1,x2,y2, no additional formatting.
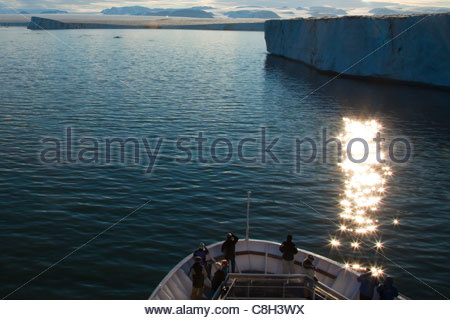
0,28,449,299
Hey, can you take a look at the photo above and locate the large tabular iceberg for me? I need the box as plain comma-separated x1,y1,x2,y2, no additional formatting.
265,14,450,88
27,16,142,30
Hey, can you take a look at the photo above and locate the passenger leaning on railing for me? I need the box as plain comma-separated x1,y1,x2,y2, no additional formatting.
211,259,229,298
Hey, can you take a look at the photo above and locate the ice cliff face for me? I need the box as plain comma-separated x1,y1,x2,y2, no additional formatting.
265,14,450,88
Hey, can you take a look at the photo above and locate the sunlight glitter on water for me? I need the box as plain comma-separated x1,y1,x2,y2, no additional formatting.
338,118,392,236
335,118,392,273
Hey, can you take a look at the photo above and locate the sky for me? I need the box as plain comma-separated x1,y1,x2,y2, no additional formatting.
2,0,450,12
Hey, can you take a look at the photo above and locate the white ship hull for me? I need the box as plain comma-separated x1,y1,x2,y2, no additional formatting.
150,239,406,300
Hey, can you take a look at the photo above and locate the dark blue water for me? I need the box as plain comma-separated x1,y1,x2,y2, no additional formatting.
0,28,449,299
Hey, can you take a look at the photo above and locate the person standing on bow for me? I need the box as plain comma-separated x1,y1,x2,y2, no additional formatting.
193,242,215,278
280,234,298,274
189,256,208,299
221,232,239,273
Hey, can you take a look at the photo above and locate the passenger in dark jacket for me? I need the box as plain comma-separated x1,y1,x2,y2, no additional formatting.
221,233,239,273
377,277,399,300
189,256,208,300
357,270,379,300
193,242,215,277
193,242,211,267
211,259,229,298
279,235,298,274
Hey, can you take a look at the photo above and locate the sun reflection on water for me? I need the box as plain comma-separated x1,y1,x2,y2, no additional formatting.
333,118,393,274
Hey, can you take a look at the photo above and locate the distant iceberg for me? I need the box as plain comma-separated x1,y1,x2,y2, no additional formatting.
26,16,263,31
27,16,142,30
265,14,450,88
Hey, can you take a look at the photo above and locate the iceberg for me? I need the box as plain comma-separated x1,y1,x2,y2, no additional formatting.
264,14,450,88
27,17,142,30
25,16,263,31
